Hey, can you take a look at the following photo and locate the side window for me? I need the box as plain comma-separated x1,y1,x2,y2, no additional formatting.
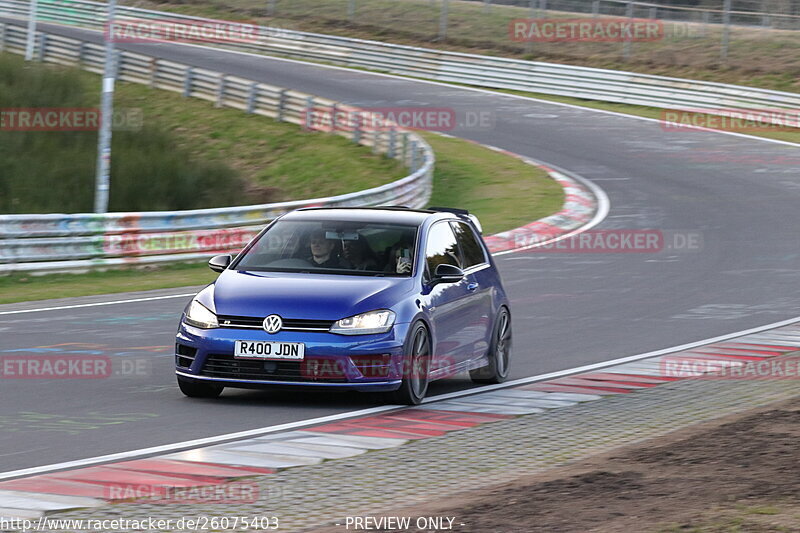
425,222,461,275
451,222,487,269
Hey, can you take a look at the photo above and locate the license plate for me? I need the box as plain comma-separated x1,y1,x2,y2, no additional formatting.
234,341,305,360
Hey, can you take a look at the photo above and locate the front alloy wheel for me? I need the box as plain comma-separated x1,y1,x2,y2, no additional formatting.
390,322,431,405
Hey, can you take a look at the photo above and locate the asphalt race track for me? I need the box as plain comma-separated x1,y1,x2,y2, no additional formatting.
1,18,800,474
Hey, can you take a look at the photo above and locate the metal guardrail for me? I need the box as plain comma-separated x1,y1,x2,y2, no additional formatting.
1,0,798,124
0,19,434,271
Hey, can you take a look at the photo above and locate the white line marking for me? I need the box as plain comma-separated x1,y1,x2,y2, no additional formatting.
1,315,798,481
421,314,800,403
0,293,197,316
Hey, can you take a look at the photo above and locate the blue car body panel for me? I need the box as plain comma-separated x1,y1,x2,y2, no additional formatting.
175,208,509,393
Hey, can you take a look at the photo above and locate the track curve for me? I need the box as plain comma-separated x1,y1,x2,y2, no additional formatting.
1,19,800,473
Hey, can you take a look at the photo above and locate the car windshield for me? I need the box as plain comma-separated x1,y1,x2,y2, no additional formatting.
234,219,418,277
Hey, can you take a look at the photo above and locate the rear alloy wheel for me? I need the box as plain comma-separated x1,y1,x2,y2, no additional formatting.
390,322,431,405
470,307,511,384
177,376,224,398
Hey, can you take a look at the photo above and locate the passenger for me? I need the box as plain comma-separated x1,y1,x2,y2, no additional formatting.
307,229,342,268
342,236,378,271
384,235,414,274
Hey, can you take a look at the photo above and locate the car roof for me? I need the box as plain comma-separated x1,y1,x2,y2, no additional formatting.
281,207,452,226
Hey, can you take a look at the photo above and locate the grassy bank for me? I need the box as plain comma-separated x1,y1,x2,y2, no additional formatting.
0,53,239,213
422,133,564,235
0,53,405,213
128,0,800,94
0,135,563,304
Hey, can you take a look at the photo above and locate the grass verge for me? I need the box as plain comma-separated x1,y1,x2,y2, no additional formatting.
0,52,405,213
422,132,564,234
115,82,407,204
0,135,564,304
0,263,216,305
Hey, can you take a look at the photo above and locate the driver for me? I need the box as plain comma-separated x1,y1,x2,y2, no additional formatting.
307,229,342,268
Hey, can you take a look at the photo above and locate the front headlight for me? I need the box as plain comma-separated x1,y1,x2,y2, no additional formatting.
184,300,219,329
330,310,396,335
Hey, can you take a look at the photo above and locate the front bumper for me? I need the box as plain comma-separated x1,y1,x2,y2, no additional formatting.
175,321,411,392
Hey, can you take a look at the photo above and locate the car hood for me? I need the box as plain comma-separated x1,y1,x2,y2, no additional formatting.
209,269,416,321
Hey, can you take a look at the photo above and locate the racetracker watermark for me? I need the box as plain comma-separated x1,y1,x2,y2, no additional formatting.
660,355,800,380
304,107,494,132
660,108,800,132
105,19,259,44
0,108,143,131
510,18,663,42
509,229,702,253
105,481,260,504
299,355,455,380
0,356,149,379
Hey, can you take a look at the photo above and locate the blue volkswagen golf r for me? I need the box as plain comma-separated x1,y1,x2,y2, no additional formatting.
175,207,511,405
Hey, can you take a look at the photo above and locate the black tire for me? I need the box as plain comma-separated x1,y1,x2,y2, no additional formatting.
389,322,431,405
470,307,511,384
177,376,224,398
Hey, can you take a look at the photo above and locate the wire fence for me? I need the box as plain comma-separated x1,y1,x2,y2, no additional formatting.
252,0,800,66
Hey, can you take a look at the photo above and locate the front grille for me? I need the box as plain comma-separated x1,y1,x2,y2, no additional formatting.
217,315,335,332
199,353,347,382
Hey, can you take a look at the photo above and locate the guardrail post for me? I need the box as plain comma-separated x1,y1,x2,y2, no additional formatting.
37,33,46,61
216,74,226,107
410,141,419,172
592,0,599,18
388,127,396,159
483,0,492,14
277,89,287,121
347,0,355,22
353,113,362,144
721,0,731,60
246,82,258,114
150,58,158,88
25,0,37,61
761,13,770,31
77,41,85,64
305,96,314,129
438,0,448,41
701,11,710,38
622,0,633,60
0,23,5,53
649,7,656,20
331,103,338,131
525,0,536,54
402,132,409,163
539,0,547,17
372,130,380,154
267,0,276,17
183,67,193,97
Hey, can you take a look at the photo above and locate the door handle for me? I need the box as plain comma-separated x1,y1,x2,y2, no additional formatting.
467,282,479,291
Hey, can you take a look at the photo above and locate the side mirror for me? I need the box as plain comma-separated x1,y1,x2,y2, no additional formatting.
432,263,464,285
208,254,232,273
